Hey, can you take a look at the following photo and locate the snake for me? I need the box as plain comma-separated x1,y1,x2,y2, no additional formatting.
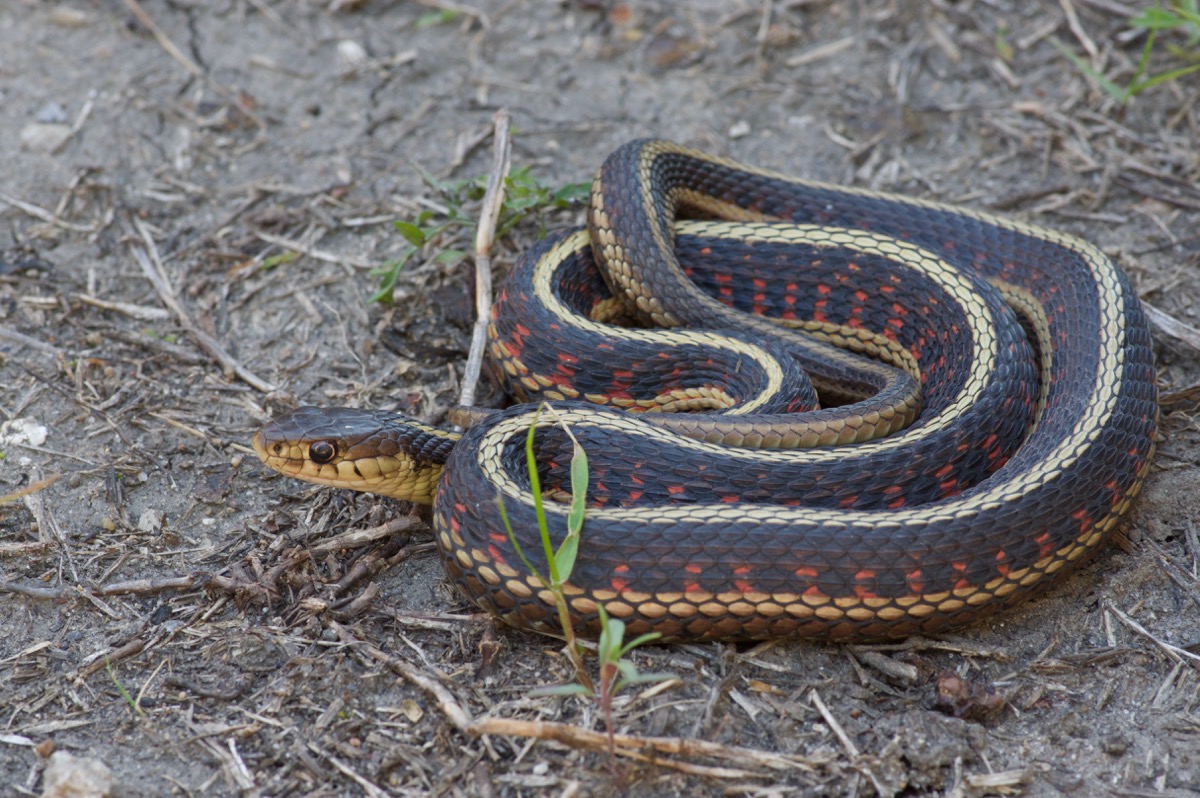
253,139,1158,642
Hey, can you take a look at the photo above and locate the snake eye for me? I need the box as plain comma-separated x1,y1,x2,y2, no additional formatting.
309,440,338,464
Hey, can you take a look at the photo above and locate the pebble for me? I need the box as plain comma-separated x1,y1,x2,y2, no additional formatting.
36,101,69,124
20,123,71,153
137,509,164,533
41,751,114,798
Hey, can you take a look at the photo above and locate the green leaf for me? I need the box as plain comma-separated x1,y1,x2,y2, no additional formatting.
1052,38,1130,101
522,406,559,586
1131,7,1185,30
260,251,299,270
530,683,593,698
369,249,418,303
394,220,427,247
566,439,588,536
994,22,1014,63
552,182,591,205
434,248,467,265
600,614,626,661
554,530,579,584
1132,60,1200,91
415,9,457,29
107,659,145,717
506,165,534,187
614,669,677,693
619,631,663,657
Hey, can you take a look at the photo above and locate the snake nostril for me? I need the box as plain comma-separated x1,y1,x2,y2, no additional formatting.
309,440,337,464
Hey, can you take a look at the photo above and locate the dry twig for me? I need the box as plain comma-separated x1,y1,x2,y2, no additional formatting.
469,717,826,778
1144,303,1200,351
458,109,511,411
308,516,424,554
332,621,475,731
121,0,263,130
125,216,277,392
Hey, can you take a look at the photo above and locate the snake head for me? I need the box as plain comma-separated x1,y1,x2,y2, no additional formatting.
252,406,459,505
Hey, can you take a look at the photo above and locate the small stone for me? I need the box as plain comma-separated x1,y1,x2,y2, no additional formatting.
0,417,48,447
729,120,752,139
300,597,329,614
36,101,70,124
1101,733,1130,756
399,699,424,723
21,123,72,153
136,509,164,533
337,40,368,67
41,751,114,798
49,8,92,28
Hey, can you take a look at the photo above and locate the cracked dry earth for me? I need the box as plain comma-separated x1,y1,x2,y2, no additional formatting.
2,1,1200,797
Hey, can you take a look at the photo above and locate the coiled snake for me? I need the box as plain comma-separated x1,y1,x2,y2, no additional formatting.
254,139,1157,641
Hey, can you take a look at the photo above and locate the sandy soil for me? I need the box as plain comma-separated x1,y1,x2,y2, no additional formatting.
2,1,1200,796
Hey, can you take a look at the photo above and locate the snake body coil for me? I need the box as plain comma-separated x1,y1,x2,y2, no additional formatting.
255,140,1158,641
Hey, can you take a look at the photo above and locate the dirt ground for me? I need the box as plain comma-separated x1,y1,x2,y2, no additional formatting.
3,1,1200,796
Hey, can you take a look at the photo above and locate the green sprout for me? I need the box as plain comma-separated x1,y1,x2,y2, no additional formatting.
371,167,589,303
1055,1,1200,104
497,405,674,752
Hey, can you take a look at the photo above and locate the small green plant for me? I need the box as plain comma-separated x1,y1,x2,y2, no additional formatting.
141,327,179,345
107,659,145,717
994,23,1015,63
497,405,673,734
260,251,299,270
536,605,675,758
414,9,458,30
371,167,590,302
1055,1,1200,104
1133,0,1200,46
497,403,592,687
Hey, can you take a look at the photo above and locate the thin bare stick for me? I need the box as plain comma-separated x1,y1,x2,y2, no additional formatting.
1144,302,1200,351
0,325,63,355
324,754,388,798
0,581,68,599
592,746,760,779
253,230,376,271
457,109,512,411
122,0,203,78
74,294,170,322
308,516,425,554
79,638,146,679
1058,0,1099,60
126,217,277,393
1,474,62,505
469,717,825,773
331,621,475,732
95,576,200,596
0,191,96,233
1107,601,1200,668
121,0,263,130
24,475,78,582
809,689,859,757
810,689,888,795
